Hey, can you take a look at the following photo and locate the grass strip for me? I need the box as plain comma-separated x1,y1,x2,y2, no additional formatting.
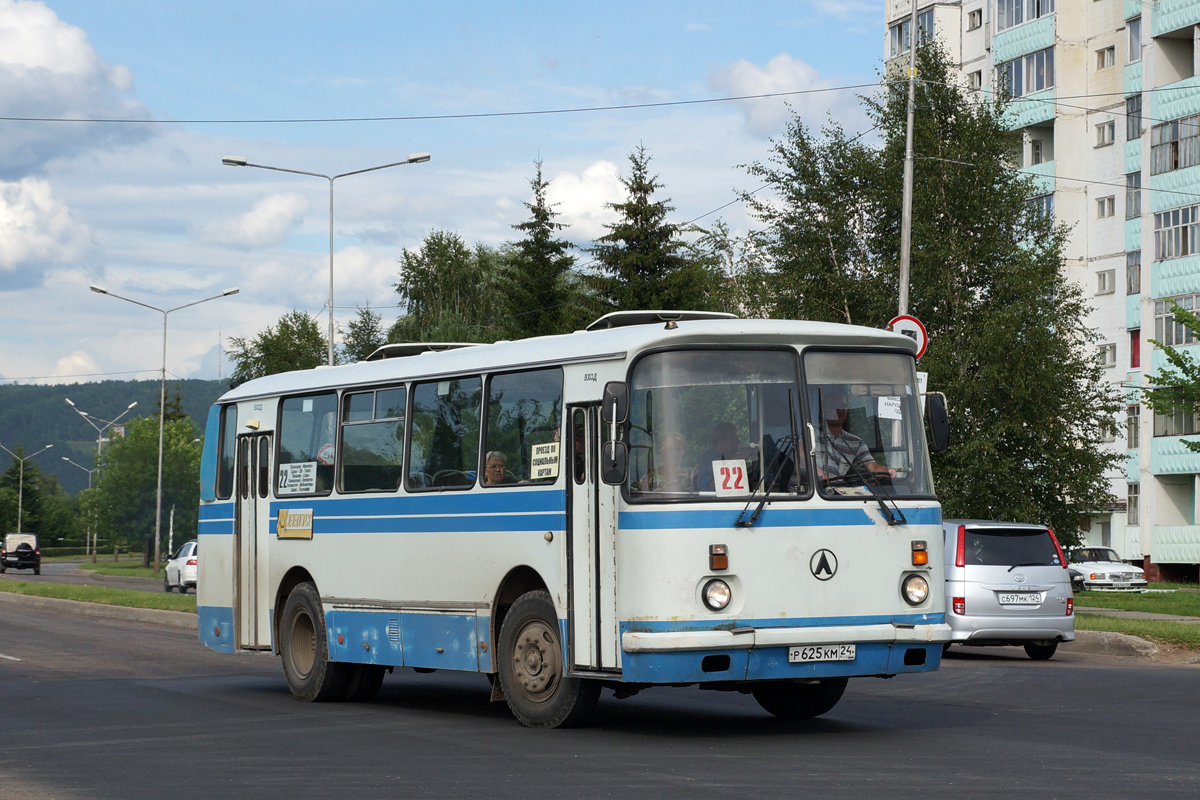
0,581,196,613
76,562,159,579
1075,591,1200,617
1076,613,1200,651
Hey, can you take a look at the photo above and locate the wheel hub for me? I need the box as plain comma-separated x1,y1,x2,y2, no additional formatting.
512,620,560,702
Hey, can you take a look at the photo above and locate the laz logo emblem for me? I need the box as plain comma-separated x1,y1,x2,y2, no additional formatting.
810,549,838,581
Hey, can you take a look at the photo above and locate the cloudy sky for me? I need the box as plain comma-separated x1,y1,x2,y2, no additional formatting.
0,0,888,386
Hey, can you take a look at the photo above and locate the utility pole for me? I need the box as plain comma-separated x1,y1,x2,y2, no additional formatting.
898,0,921,317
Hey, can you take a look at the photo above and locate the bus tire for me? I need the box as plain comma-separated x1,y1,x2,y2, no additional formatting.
342,664,386,702
752,677,848,719
498,590,599,728
279,582,349,702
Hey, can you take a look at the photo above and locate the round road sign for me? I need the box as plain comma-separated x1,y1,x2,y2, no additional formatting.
888,315,928,359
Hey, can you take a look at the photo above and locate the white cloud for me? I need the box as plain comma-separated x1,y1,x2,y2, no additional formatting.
545,161,624,241
0,177,92,283
0,0,153,176
708,53,865,138
198,192,309,249
808,0,883,22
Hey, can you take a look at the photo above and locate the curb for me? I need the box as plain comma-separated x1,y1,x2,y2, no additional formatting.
0,590,197,632
1065,629,1160,658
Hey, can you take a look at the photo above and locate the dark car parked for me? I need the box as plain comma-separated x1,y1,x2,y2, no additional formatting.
1,533,40,575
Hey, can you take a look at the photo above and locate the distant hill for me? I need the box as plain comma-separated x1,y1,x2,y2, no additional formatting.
0,379,229,496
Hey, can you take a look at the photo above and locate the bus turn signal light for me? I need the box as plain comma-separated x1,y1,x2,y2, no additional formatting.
911,540,928,566
709,544,728,571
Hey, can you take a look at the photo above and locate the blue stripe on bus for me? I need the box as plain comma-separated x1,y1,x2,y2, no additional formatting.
198,606,235,653
271,490,566,516
198,520,235,535
199,502,235,520
317,513,565,534
618,505,941,530
621,642,942,683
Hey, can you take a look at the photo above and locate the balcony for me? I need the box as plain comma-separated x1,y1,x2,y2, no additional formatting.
1152,525,1200,563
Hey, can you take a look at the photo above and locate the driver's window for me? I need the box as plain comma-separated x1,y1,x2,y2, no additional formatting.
406,376,482,490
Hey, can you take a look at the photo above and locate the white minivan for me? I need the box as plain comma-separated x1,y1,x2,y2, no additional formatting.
943,520,1075,660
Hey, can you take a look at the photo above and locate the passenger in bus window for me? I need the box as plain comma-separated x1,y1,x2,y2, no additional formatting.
694,422,753,491
815,389,896,480
638,432,692,492
484,451,512,485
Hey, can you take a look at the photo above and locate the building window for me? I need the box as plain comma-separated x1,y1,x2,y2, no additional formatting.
1126,172,1141,219
1154,205,1200,260
1097,269,1116,294
1097,196,1115,218
1130,328,1141,369
1127,406,1140,449
968,8,982,29
1097,343,1117,367
1151,114,1200,175
1155,295,1199,346
1154,407,1199,437
1127,483,1139,524
999,48,1055,98
889,9,934,58
1031,139,1044,164
1126,95,1142,140
997,0,1055,32
1096,121,1116,147
969,70,983,90
1096,47,1115,70
1028,193,1054,218
1127,251,1141,294
1127,17,1142,63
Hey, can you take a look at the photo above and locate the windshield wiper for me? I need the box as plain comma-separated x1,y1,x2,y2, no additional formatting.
1008,562,1048,571
824,445,907,526
735,391,800,529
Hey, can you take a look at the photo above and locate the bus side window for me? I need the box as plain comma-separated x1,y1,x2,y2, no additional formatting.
407,377,482,490
572,408,586,485
483,368,564,486
339,387,406,493
217,404,237,500
277,392,338,497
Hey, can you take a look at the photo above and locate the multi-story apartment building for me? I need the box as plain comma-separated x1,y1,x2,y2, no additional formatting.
885,0,1200,580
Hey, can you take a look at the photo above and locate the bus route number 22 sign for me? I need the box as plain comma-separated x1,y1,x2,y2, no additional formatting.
712,459,748,497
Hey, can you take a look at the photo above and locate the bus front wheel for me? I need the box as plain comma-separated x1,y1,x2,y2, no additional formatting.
497,590,599,728
752,677,848,719
280,582,350,702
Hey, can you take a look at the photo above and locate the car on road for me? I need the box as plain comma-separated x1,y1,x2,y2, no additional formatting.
1068,547,1148,592
164,540,197,594
1,533,40,575
943,520,1075,660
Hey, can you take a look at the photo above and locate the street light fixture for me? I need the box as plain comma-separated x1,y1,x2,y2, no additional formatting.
0,443,53,533
65,398,138,456
60,456,97,489
90,284,239,573
221,152,431,366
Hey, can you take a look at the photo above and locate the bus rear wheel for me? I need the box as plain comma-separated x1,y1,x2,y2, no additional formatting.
497,590,599,728
752,678,848,719
280,582,349,702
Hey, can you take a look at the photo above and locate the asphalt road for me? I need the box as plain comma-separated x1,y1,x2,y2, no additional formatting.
0,602,1196,800
0,560,163,593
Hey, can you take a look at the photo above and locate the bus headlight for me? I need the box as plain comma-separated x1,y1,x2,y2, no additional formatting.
703,579,732,611
902,574,929,606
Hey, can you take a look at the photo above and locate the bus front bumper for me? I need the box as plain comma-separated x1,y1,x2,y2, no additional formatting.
617,621,950,683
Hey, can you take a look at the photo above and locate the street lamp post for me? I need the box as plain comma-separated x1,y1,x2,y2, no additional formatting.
65,399,138,457
221,152,431,366
0,443,53,533
60,456,97,489
61,456,99,561
90,285,239,573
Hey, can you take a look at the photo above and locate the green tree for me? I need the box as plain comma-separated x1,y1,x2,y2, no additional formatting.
0,448,44,533
90,416,201,564
227,309,328,383
745,43,1121,540
389,230,504,342
588,145,725,313
1143,302,1200,450
340,305,387,363
501,159,577,338
156,385,188,423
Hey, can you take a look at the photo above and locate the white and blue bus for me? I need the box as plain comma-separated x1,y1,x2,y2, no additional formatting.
197,311,951,727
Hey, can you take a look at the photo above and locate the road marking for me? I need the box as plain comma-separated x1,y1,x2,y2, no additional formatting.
0,653,22,662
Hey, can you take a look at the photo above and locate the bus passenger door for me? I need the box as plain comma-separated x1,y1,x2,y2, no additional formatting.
235,433,273,650
568,405,620,672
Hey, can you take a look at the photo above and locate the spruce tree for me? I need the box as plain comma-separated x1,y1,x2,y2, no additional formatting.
502,159,576,338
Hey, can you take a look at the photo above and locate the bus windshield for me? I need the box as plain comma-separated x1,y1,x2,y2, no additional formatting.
627,349,806,500
804,350,933,499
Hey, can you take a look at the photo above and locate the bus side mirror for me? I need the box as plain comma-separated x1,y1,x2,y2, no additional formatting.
601,382,629,484
926,392,950,452
601,441,628,485
601,382,628,425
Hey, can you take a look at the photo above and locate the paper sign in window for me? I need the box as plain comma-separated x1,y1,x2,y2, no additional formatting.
712,459,748,497
278,462,317,495
878,396,903,421
531,442,560,479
